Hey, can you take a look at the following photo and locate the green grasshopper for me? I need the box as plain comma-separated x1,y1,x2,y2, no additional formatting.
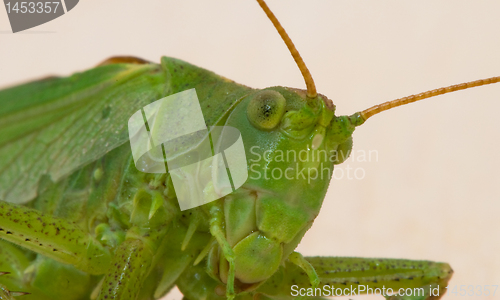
0,1,499,300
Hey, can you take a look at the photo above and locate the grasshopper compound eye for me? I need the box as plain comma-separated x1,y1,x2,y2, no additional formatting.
246,90,286,130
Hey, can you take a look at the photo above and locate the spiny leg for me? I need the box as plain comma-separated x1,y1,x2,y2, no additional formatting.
0,240,41,300
308,257,452,300
95,223,172,300
96,185,175,300
0,237,100,300
0,285,29,300
0,272,30,300
96,239,153,300
0,201,110,275
256,256,452,300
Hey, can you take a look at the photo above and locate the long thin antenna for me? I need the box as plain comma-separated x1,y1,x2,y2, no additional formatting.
256,0,317,98
359,76,500,121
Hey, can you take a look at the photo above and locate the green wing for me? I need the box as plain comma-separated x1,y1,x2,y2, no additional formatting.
0,62,168,203
0,57,253,204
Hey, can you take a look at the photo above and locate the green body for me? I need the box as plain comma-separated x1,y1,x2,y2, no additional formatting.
0,57,451,300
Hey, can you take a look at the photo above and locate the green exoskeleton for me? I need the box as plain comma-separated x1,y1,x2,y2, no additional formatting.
0,1,499,299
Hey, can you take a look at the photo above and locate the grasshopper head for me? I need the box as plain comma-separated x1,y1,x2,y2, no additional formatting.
202,0,360,293
203,0,500,295
207,87,357,291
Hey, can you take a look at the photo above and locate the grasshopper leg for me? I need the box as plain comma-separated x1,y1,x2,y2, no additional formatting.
96,238,153,300
287,252,320,289
254,256,452,300
0,201,111,275
205,201,236,300
308,257,452,300
96,185,175,300
0,240,77,300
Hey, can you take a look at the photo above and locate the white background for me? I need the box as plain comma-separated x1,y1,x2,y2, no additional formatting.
1,1,499,299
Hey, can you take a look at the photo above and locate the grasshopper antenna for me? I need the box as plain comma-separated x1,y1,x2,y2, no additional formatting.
350,76,500,125
256,0,317,98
